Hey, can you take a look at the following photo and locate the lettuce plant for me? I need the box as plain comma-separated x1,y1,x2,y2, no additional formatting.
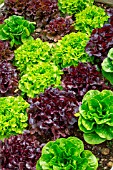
19,62,63,98
0,40,14,61
36,137,98,170
0,15,35,47
0,96,29,139
52,32,93,69
0,61,19,97
58,0,94,15
4,0,27,17
1,133,44,169
14,39,52,74
85,24,113,64
78,90,113,144
38,16,74,42
61,63,112,103
27,87,79,141
26,0,59,27
75,5,109,35
102,48,113,84
4,0,59,28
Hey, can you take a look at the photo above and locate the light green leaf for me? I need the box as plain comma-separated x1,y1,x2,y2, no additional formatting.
95,125,113,140
84,132,106,144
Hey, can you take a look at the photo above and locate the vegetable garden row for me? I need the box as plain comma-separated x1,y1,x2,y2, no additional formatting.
0,0,113,169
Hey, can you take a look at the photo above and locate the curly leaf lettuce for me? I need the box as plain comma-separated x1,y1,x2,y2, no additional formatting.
19,62,63,98
0,96,29,140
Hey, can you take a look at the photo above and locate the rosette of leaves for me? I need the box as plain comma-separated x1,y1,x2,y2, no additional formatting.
0,96,29,139
14,39,52,75
102,48,113,84
78,89,113,144
0,61,19,97
51,32,93,69
4,0,28,17
19,62,63,98
0,15,35,47
39,16,74,42
58,0,94,15
27,87,79,141
75,5,109,35
4,0,59,28
36,137,98,170
1,133,44,169
85,24,113,64
26,0,59,27
61,63,112,103
0,40,14,61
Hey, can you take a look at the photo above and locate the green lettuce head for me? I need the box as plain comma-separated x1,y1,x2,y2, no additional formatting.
36,137,98,170
75,5,109,35
0,96,29,140
78,90,113,144
0,15,35,47
19,62,63,98
51,32,93,69
58,0,94,15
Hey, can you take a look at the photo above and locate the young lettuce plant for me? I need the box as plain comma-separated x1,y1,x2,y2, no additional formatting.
102,48,113,84
0,15,35,47
19,62,63,98
36,137,98,170
14,39,52,75
37,16,74,42
75,5,109,35
61,63,112,103
1,132,44,169
27,87,79,141
0,96,29,140
78,90,113,144
85,24,113,64
58,0,94,15
52,32,93,69
4,0,59,28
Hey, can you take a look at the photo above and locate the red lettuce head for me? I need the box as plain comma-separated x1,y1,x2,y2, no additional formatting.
1,132,44,169
61,63,112,103
27,87,79,141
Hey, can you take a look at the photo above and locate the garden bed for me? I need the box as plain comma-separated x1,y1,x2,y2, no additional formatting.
0,0,113,170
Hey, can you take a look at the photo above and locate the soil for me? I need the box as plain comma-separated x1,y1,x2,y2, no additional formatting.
0,1,113,170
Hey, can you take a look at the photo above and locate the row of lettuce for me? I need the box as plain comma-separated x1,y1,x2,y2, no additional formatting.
1,0,113,169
